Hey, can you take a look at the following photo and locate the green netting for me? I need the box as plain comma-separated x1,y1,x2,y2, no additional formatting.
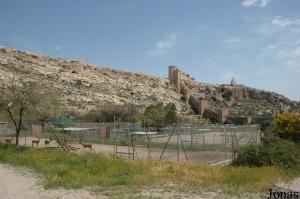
51,116,74,127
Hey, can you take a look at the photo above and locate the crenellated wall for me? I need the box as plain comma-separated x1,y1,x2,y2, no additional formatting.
168,65,229,123
219,108,229,123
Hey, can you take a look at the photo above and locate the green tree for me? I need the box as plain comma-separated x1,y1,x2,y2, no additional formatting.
0,80,39,145
0,78,61,145
142,103,177,132
35,88,61,123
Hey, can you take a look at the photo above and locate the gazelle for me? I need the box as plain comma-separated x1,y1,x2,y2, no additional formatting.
5,136,14,144
79,138,94,152
32,138,41,147
44,138,53,147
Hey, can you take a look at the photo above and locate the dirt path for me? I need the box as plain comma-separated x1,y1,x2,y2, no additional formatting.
276,177,300,192
0,164,101,199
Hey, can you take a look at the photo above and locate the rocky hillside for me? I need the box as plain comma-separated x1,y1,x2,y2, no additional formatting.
0,47,190,114
191,83,300,117
0,46,299,116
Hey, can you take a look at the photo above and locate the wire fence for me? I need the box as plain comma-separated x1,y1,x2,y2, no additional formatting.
0,121,261,165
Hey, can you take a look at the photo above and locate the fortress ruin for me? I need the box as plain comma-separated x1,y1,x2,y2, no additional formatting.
168,65,229,123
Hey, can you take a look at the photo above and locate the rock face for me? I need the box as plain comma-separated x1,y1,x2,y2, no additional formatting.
0,46,299,116
0,47,189,114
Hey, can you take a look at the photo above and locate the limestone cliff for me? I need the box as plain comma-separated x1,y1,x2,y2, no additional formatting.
0,46,299,117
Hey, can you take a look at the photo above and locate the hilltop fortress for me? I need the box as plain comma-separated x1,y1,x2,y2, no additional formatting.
169,65,239,124
1,47,298,123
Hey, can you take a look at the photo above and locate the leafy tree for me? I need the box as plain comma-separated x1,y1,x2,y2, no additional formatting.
142,102,177,132
35,88,61,123
0,80,39,145
234,112,300,168
0,78,61,145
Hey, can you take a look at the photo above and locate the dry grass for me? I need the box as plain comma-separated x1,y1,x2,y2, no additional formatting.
0,144,292,194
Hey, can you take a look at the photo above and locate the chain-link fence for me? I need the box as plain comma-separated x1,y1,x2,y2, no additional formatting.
0,121,261,165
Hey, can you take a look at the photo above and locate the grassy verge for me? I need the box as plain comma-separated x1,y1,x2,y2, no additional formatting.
0,144,295,194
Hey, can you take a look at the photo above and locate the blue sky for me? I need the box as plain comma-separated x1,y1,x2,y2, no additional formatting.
0,0,300,100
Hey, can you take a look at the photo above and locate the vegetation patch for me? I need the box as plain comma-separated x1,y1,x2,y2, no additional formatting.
0,144,293,193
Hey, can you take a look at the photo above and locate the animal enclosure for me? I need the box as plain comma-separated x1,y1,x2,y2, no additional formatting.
0,121,260,165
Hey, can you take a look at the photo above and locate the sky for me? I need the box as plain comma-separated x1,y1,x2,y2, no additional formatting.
0,0,300,100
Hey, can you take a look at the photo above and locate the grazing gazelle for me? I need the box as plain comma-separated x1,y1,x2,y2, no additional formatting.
79,138,94,152
32,138,41,148
5,136,14,144
44,138,53,147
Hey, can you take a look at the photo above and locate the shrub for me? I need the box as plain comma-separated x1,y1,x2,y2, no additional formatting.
234,137,300,169
274,112,300,142
78,104,137,122
141,103,177,132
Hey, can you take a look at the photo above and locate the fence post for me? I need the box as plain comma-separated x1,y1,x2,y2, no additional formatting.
176,117,179,163
232,130,235,162
113,115,116,156
256,126,260,155
225,128,227,160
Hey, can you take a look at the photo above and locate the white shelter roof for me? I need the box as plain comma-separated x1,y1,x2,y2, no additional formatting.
56,127,93,131
128,131,158,135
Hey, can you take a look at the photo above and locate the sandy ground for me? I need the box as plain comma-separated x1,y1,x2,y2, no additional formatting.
0,163,220,199
12,137,229,164
1,153,298,198
0,164,102,199
0,163,252,199
276,177,300,192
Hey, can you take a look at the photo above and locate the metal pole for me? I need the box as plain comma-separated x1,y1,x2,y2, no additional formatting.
177,117,179,163
113,115,116,156
159,123,177,160
256,126,259,155
190,126,193,150
232,129,236,161
128,132,130,159
225,127,227,159
133,133,135,160
179,134,188,161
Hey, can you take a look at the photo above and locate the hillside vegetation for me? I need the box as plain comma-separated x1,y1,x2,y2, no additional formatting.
0,47,299,117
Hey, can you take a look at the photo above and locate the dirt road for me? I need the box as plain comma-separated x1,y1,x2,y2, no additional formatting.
0,164,100,199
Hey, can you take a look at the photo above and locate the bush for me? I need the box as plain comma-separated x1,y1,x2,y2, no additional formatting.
234,138,300,169
79,104,137,122
140,103,177,132
274,112,300,142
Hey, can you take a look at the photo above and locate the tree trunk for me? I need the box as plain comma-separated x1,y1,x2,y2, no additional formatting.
15,131,19,145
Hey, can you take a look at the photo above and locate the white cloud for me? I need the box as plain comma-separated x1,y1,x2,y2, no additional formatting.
278,46,300,71
223,37,241,43
157,41,171,49
257,16,300,35
241,0,271,8
261,44,278,50
271,16,300,28
258,42,300,74
148,33,177,56
55,45,62,51
256,16,300,72
156,33,176,49
242,0,258,7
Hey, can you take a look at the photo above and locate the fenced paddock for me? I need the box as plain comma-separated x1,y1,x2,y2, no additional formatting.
111,124,260,164
0,121,261,165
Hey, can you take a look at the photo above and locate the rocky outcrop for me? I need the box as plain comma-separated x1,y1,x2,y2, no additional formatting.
0,46,299,117
0,47,189,114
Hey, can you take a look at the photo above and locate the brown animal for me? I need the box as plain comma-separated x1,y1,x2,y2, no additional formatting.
5,137,14,144
32,138,41,147
44,138,53,147
79,138,93,151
